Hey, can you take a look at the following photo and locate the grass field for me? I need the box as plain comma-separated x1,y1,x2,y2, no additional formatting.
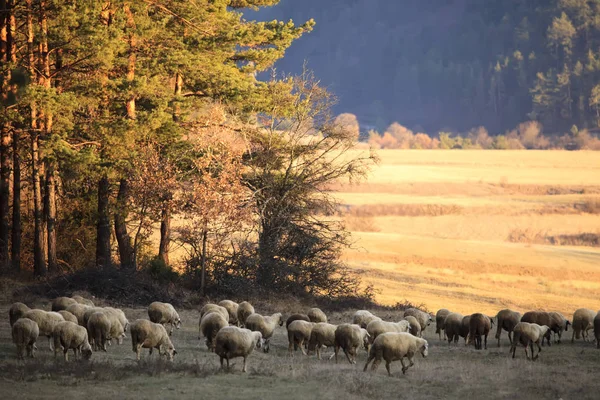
1,303,599,400
336,150,600,315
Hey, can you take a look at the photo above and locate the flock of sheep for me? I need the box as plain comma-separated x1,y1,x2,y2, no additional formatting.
7,296,600,377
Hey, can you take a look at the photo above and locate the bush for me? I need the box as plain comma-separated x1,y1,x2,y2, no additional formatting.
144,257,179,284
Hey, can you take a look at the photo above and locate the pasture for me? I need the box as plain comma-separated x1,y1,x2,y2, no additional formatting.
0,302,599,400
337,150,600,315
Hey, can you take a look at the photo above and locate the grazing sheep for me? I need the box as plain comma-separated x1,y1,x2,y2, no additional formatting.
308,322,337,360
9,302,30,327
52,297,78,312
287,320,315,356
307,308,327,323
594,311,600,349
363,332,428,376
22,309,65,351
12,318,39,359
200,303,230,322
444,312,464,344
466,313,492,350
218,300,239,325
200,312,229,351
214,326,263,372
82,307,106,328
87,312,111,352
65,303,91,326
521,311,552,346
53,321,93,361
105,307,130,333
148,302,181,336
572,308,596,343
495,309,521,347
548,312,570,344
245,312,283,353
403,308,433,333
130,319,177,361
510,322,551,360
334,323,370,364
435,309,451,340
286,313,310,329
58,310,79,324
72,295,95,307
459,315,472,342
367,319,411,343
103,309,126,345
404,315,422,337
236,301,255,328
352,310,381,329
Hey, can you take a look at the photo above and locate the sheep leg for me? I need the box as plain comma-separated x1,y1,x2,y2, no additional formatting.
136,344,143,361
300,340,307,356
363,354,373,372
242,356,247,373
484,334,488,350
288,340,294,356
316,346,321,360
343,348,353,364
400,358,408,374
48,336,54,351
334,345,339,364
508,331,512,344
531,342,538,361
385,360,392,376
16,345,24,360
220,357,224,370
64,348,69,362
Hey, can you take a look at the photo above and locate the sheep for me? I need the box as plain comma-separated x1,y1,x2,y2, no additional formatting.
82,307,106,328
367,319,411,343
72,295,95,307
444,312,464,344
12,318,39,359
200,312,229,351
352,310,381,329
435,309,451,340
52,321,93,361
218,300,239,325
286,313,310,329
307,322,337,360
495,309,521,347
58,310,79,324
363,332,428,376
548,311,570,344
103,309,126,345
87,312,111,352
22,309,65,351
510,322,551,360
105,307,130,333
214,326,262,372
244,312,283,353
236,301,255,327
130,319,177,361
521,311,552,346
9,302,30,327
307,308,327,323
572,308,596,343
466,313,492,350
200,303,230,322
403,308,433,333
148,302,181,336
65,303,91,326
287,320,315,356
404,315,422,337
333,323,370,364
594,311,600,349
51,297,78,312
459,315,472,343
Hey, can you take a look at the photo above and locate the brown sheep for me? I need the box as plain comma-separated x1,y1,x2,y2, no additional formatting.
495,309,521,347
334,323,370,364
466,313,492,350
444,312,464,344
594,311,600,349
548,312,570,344
510,322,551,360
435,309,450,340
572,308,595,343
459,315,471,343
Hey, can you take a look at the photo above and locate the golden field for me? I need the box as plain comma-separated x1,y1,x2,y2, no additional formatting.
336,150,600,315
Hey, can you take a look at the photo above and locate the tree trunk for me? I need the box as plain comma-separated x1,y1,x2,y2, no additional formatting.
95,175,111,268
200,230,207,296
257,224,278,287
158,204,170,265
32,134,46,277
45,167,57,273
124,3,136,119
114,179,134,269
0,112,10,271
11,129,20,271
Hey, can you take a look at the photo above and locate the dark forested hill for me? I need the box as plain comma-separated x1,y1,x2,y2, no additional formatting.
246,0,600,134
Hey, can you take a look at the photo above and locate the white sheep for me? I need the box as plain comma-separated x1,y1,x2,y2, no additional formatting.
58,310,79,324
236,301,255,328
51,297,77,312
403,308,433,333
72,295,95,307
130,319,177,361
82,307,106,328
308,322,337,360
9,302,30,327
307,308,327,323
366,319,410,342
352,310,381,329
572,308,595,343
510,322,552,360
435,309,451,340
363,332,429,376
53,321,93,361
218,300,239,325
444,312,464,344
334,323,370,364
87,311,111,352
214,326,263,372
200,311,229,351
65,303,91,326
148,302,181,336
22,309,65,351
404,315,422,337
103,309,126,345
245,312,283,353
12,318,39,359
105,307,130,332
287,320,315,356
200,303,230,322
